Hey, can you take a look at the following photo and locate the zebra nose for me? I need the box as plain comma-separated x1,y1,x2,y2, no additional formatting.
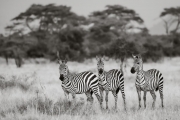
131,67,136,74
99,69,103,74
59,74,64,81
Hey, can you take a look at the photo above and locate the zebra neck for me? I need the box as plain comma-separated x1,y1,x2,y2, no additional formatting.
63,71,73,88
98,72,108,86
136,69,145,85
67,69,71,75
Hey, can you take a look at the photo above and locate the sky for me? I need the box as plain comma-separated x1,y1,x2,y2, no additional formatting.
0,0,180,35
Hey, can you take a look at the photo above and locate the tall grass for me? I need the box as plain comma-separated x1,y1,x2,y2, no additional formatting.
0,57,180,120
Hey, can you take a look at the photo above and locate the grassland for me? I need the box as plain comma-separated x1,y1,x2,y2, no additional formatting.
0,57,180,120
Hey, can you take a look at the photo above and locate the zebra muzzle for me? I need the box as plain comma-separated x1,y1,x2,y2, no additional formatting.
98,69,103,74
59,74,64,81
131,67,136,74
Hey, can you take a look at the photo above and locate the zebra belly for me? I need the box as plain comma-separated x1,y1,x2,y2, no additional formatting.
136,82,157,91
62,86,76,94
136,84,151,91
101,84,119,91
62,85,89,94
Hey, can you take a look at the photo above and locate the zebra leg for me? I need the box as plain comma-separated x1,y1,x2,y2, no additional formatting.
85,90,94,104
159,90,164,108
64,91,71,106
72,93,76,105
159,91,164,108
72,93,76,100
143,91,147,108
137,89,141,109
150,90,156,109
112,90,118,109
120,85,126,110
158,79,164,108
91,87,102,108
64,91,69,101
105,91,109,109
99,87,104,103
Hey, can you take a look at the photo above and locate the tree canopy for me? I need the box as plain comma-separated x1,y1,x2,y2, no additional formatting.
1,3,180,67
160,6,180,34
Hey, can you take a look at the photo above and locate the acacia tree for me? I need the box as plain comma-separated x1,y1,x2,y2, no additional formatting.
0,23,26,66
11,4,87,59
86,5,144,72
89,5,144,34
87,5,144,53
160,7,180,34
12,4,86,34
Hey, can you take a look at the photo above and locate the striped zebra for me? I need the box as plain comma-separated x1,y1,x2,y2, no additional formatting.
96,56,126,110
57,57,102,107
130,54,164,109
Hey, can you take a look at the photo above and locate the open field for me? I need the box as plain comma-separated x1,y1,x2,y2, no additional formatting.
0,57,180,120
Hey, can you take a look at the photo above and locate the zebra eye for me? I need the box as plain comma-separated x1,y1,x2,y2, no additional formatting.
137,62,140,64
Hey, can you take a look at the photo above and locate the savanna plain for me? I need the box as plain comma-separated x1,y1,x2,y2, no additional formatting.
0,57,180,120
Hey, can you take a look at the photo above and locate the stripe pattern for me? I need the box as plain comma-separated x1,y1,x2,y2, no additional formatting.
96,57,126,110
58,60,102,106
62,71,100,94
131,54,164,109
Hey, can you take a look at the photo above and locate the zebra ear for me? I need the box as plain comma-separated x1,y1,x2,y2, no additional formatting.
57,51,62,64
132,53,140,59
57,59,61,64
103,56,109,61
64,58,68,64
137,54,142,59
132,54,136,59
96,56,100,61
61,60,66,64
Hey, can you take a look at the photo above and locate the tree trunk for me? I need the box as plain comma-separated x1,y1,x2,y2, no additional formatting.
15,55,22,68
120,57,124,75
14,47,22,68
5,54,8,65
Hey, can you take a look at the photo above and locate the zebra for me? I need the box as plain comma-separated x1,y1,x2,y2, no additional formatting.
96,56,126,110
57,57,102,107
130,54,164,109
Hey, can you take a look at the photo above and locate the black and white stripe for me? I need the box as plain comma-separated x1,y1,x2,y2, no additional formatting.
131,54,164,109
58,59,102,106
96,56,126,110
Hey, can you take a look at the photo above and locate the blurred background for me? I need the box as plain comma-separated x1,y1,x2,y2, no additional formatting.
0,0,180,67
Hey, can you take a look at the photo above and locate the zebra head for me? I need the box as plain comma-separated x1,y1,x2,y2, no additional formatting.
58,59,69,81
131,54,143,74
57,51,69,81
96,56,105,75
96,56,107,86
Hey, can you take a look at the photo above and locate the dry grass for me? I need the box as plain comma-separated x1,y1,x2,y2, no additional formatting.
0,57,180,120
